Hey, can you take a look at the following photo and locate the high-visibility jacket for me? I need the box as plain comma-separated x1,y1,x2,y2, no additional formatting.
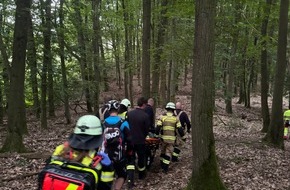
283,110,290,121
156,112,185,144
283,110,290,139
118,111,128,120
51,144,114,189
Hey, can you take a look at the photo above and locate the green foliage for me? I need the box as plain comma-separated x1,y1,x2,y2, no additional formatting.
0,0,284,120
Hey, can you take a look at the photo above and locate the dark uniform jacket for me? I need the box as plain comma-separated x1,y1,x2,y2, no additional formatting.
127,108,150,144
175,109,191,133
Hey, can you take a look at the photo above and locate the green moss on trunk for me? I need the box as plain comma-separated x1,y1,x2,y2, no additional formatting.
185,146,227,190
0,132,27,153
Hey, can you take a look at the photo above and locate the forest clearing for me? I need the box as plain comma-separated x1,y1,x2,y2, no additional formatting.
0,95,289,190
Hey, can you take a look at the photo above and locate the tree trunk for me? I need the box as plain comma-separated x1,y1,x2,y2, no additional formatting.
45,0,55,117
27,12,40,119
237,68,245,104
0,13,11,110
92,0,101,111
40,0,48,129
142,0,151,98
183,61,188,86
99,36,109,92
1,0,31,152
128,16,134,102
73,0,93,113
152,0,168,106
57,0,71,124
122,0,130,98
186,0,226,189
264,0,289,149
245,37,258,108
136,20,141,87
159,0,169,106
260,0,272,133
0,83,3,125
111,30,121,89
225,2,241,114
109,1,122,90
169,18,177,102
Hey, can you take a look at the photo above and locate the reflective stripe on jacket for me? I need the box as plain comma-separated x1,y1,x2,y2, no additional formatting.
283,110,290,120
51,144,114,185
157,112,181,144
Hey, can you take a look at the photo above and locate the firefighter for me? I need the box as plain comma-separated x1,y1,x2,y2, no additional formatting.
283,109,290,139
40,115,114,190
118,98,131,120
155,102,186,173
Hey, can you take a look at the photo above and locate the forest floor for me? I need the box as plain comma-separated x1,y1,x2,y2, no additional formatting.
0,87,290,189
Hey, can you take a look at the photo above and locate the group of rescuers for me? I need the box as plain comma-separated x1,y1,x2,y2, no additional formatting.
46,97,191,190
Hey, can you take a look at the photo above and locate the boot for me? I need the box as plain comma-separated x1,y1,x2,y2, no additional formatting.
172,147,181,162
160,153,165,166
126,165,135,189
162,155,170,174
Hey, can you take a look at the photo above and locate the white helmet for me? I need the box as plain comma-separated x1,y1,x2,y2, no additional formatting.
74,115,102,135
69,115,103,150
120,98,131,108
166,102,175,109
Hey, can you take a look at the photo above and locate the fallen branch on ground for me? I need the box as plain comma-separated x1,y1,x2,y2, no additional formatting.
0,172,39,182
0,152,51,159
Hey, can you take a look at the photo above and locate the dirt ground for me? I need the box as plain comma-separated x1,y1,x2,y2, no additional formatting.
0,92,290,189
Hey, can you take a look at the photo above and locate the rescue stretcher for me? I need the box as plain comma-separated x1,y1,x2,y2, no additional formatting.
145,133,161,169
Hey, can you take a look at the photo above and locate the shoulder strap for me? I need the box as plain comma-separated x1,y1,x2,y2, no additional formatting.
104,119,122,129
176,111,184,122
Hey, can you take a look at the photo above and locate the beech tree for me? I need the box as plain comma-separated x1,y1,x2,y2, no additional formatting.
141,0,151,98
260,0,272,132
186,0,226,189
264,0,289,149
1,0,31,152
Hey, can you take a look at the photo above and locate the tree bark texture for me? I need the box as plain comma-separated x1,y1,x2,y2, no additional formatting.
122,0,130,98
92,0,101,111
73,0,93,113
260,0,272,132
186,0,226,189
44,0,55,117
58,0,71,124
265,0,289,149
0,13,11,107
27,12,40,119
225,2,241,114
142,0,151,98
1,0,31,152
40,0,48,129
152,0,168,106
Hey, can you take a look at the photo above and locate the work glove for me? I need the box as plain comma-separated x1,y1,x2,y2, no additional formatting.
97,152,111,166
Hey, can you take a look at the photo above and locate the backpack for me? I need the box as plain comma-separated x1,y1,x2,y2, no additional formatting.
102,120,124,162
38,150,102,190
